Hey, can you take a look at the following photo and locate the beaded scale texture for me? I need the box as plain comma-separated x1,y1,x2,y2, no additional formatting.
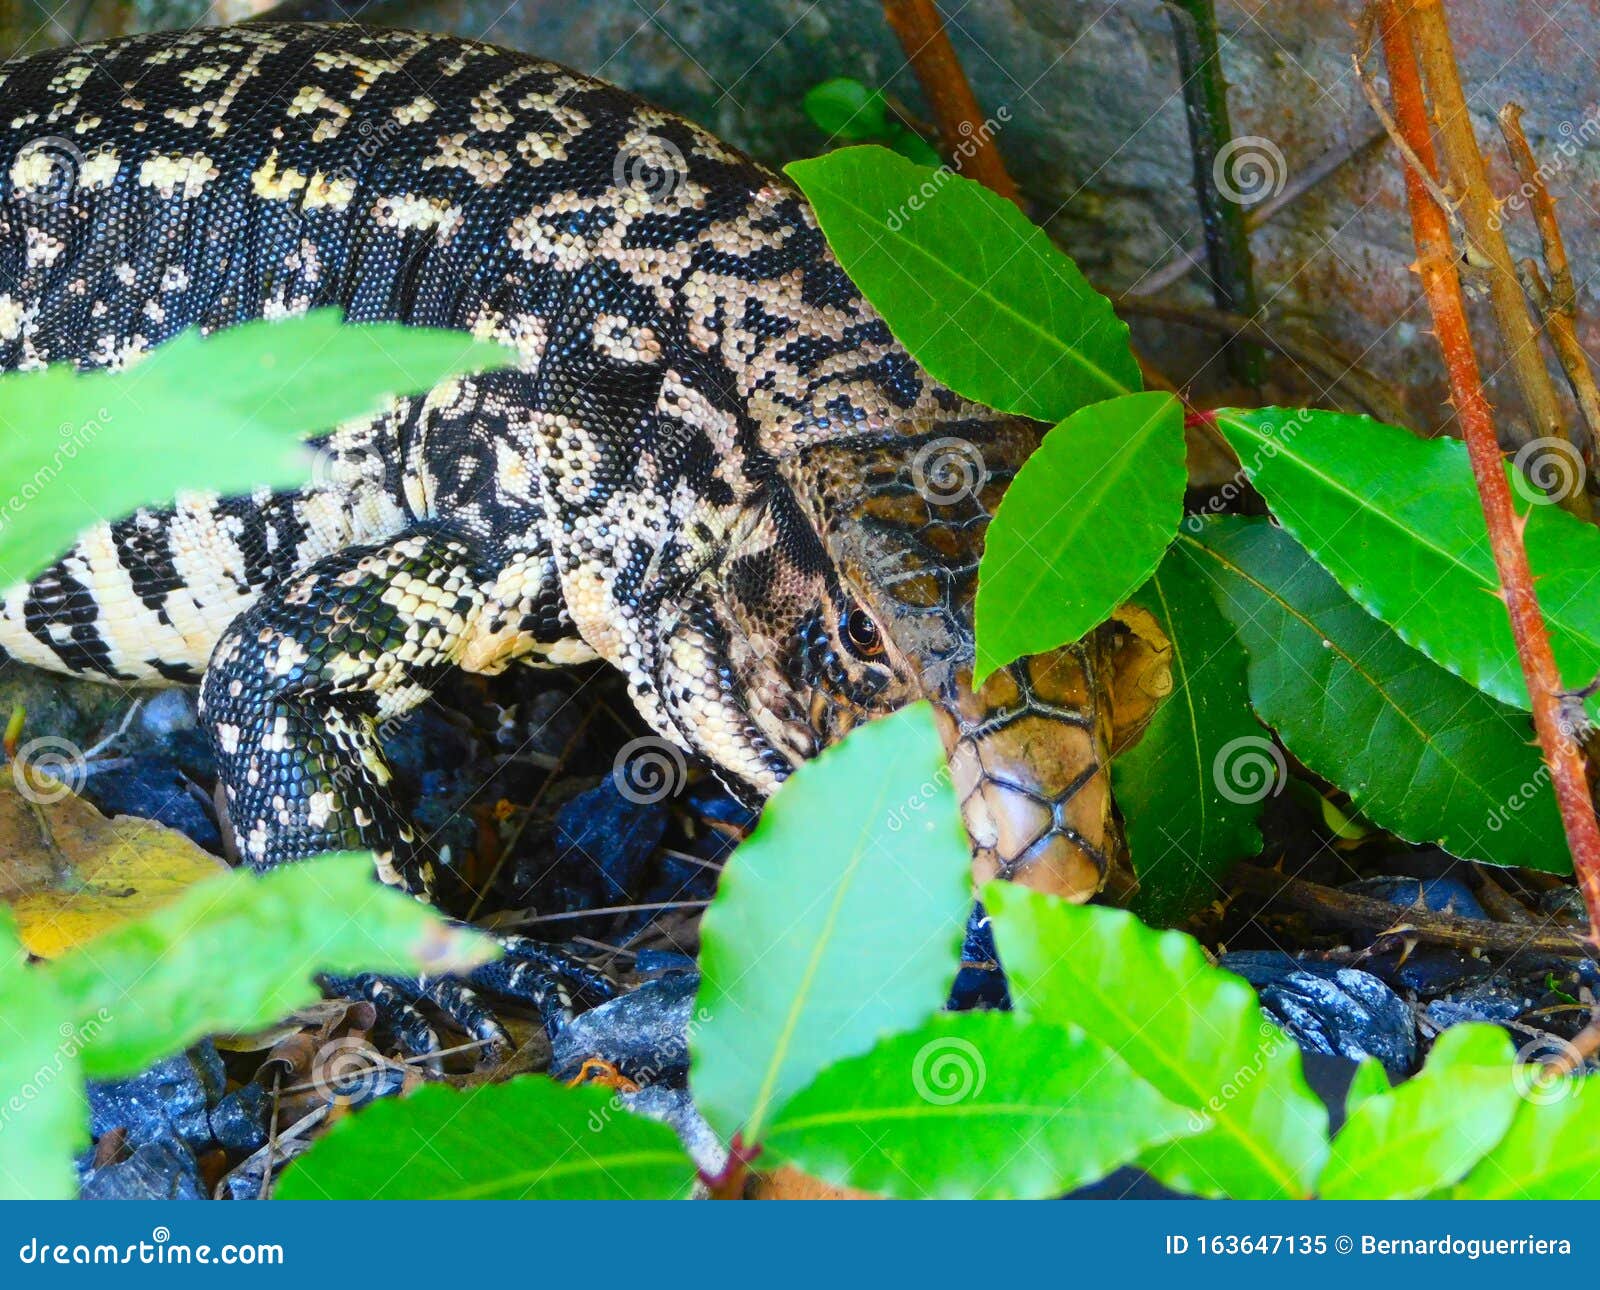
0,21,1120,920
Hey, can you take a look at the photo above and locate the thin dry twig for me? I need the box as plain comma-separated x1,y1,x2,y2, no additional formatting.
1498,102,1600,473
1113,295,1413,427
879,0,1019,203
1378,0,1600,946
1230,863,1592,958
1407,0,1574,476
488,898,711,931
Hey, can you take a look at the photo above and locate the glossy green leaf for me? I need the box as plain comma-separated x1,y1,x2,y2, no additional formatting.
763,1011,1200,1199
1455,1076,1600,1198
1214,407,1600,718
691,702,972,1144
0,310,517,581
0,908,85,1199
1115,543,1264,923
45,853,495,1080
983,882,1328,1199
975,391,1185,682
785,146,1139,420
1344,1056,1392,1119
275,1076,694,1199
1319,1024,1518,1199
803,78,892,141
1182,518,1568,873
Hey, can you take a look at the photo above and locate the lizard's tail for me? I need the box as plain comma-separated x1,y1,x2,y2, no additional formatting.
0,483,399,685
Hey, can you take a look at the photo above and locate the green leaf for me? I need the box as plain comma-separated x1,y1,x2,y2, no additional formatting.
1455,1076,1600,1198
691,702,972,1145
1344,1056,1392,1119
0,310,516,581
975,391,1185,682
983,882,1328,1199
1115,543,1264,922
887,128,943,170
0,908,86,1199
45,853,495,1080
785,146,1139,420
802,78,891,141
763,1010,1200,1199
1181,518,1568,873
1214,407,1600,718
275,1076,694,1199
1319,1023,1518,1199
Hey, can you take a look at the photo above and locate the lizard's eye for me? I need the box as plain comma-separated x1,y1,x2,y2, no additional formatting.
843,605,885,658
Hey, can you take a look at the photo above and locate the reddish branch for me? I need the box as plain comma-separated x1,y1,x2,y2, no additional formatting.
1378,1,1600,949
880,0,1020,204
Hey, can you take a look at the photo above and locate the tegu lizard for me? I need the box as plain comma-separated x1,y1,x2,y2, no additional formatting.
0,22,1121,1042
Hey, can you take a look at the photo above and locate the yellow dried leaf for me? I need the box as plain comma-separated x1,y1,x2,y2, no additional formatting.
0,775,226,958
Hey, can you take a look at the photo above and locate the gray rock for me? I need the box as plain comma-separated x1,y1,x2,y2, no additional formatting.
78,1137,206,1200
1220,951,1418,1078
620,1084,727,1179
1425,982,1534,1030
136,689,198,738
549,971,699,1086
86,1043,225,1148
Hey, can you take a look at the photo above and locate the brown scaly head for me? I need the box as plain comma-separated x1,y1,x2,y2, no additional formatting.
654,409,1120,904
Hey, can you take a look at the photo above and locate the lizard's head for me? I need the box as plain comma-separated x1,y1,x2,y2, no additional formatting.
663,414,1115,902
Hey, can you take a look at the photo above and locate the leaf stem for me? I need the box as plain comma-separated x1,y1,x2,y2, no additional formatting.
879,0,1020,204
1377,0,1600,945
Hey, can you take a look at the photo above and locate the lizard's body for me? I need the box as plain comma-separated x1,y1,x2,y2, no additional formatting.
0,23,1117,924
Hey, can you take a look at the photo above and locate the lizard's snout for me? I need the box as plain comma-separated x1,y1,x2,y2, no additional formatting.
934,644,1116,903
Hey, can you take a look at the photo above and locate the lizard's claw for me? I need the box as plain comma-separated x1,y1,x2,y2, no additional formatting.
323,935,617,1066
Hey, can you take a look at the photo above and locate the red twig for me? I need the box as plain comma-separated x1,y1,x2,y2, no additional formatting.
1378,0,1600,946
880,0,1020,204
